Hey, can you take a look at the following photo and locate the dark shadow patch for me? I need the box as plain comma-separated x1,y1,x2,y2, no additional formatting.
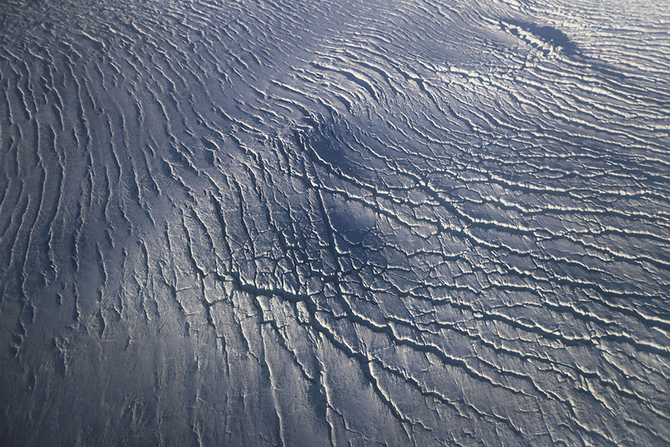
506,20,578,55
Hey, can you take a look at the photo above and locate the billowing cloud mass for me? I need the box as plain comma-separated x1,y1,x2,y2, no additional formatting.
1,0,669,445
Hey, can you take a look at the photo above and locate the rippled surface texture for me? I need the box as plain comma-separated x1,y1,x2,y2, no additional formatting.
1,0,670,445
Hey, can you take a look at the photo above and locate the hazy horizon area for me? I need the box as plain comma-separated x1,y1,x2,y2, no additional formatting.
1,0,669,445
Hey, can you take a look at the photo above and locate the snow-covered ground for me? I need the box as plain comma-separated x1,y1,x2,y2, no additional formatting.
1,0,669,445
